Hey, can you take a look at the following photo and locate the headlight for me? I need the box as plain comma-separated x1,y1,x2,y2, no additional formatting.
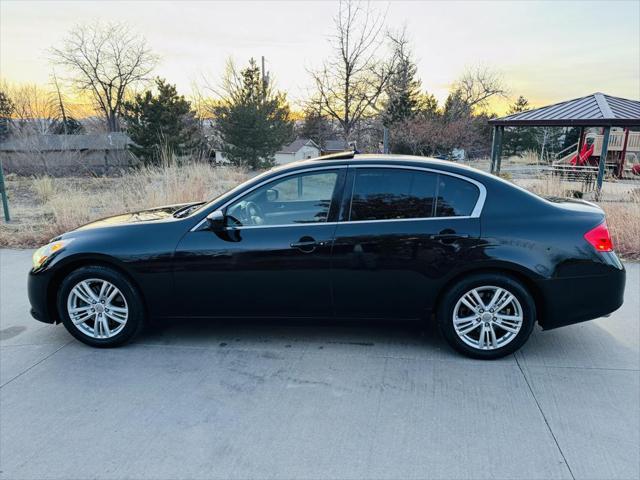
32,239,73,270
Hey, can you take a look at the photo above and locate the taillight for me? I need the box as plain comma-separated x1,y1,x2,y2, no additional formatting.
584,222,613,252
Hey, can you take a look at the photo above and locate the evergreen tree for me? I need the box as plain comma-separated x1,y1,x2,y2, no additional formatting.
383,32,423,127
49,116,84,135
442,90,472,122
122,78,201,163
214,59,294,169
417,92,439,118
299,105,335,149
503,96,537,155
0,90,14,141
508,96,530,114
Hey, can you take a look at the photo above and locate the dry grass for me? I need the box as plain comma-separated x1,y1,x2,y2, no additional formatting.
1,165,638,260
31,175,57,203
0,163,250,248
515,176,640,260
504,149,544,166
601,202,640,261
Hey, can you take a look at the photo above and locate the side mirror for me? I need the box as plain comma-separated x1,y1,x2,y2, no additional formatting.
206,210,225,231
266,188,279,202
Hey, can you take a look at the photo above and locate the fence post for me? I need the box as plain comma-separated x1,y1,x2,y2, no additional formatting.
490,126,497,173
0,158,10,222
383,126,389,154
595,126,611,201
494,126,504,174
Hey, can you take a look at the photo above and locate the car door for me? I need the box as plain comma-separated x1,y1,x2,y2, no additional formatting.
331,166,483,319
173,167,346,318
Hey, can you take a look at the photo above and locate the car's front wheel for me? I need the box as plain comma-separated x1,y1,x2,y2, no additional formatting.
437,273,536,359
57,265,145,347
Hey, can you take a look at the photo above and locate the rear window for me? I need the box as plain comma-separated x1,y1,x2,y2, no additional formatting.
435,175,479,217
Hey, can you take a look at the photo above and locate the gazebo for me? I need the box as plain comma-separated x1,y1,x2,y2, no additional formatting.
488,93,640,196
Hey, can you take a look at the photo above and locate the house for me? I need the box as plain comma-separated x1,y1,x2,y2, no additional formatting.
322,139,348,155
0,133,137,175
274,138,321,164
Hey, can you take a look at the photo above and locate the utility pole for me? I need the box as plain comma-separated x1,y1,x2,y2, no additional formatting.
261,56,269,100
52,71,68,135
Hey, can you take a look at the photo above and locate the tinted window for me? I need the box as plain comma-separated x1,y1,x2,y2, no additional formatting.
226,171,338,226
436,175,479,217
349,169,437,221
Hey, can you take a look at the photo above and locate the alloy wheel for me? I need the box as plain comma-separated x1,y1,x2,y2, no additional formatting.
452,285,523,350
66,278,128,339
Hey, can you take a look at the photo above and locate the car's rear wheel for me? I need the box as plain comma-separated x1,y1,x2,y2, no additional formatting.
437,273,536,359
57,266,145,347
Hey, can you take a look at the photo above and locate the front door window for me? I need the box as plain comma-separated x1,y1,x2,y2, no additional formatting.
226,170,339,226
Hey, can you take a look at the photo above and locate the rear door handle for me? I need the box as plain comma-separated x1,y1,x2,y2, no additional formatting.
430,233,469,240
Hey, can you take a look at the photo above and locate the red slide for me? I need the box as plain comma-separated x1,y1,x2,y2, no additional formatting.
570,143,595,166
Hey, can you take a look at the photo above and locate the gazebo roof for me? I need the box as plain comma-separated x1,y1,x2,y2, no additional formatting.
489,93,640,127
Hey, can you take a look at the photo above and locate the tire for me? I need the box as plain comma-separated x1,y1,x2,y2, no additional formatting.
437,273,536,359
57,265,145,348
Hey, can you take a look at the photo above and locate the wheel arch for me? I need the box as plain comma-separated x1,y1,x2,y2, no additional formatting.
47,255,148,324
431,265,545,325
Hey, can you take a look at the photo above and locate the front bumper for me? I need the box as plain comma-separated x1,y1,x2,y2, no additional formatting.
28,268,57,324
536,257,626,330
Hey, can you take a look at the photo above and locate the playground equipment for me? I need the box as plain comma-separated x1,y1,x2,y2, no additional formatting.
569,142,595,166
554,128,640,177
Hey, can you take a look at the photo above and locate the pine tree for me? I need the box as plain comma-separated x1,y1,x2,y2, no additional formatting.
508,96,530,114
383,32,423,127
0,90,14,141
214,59,294,169
299,105,335,149
417,92,439,118
503,96,537,156
442,90,472,122
122,78,201,163
49,116,83,135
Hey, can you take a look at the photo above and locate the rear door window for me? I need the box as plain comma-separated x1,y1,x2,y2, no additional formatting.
435,175,480,217
349,169,437,221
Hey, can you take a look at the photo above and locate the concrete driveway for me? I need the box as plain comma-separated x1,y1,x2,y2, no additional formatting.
1,249,638,480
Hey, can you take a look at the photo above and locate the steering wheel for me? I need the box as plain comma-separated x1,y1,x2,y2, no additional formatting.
244,201,264,225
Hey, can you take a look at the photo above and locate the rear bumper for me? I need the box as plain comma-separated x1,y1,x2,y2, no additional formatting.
536,257,625,330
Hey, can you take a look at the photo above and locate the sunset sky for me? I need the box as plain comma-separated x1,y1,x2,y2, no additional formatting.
1,0,639,114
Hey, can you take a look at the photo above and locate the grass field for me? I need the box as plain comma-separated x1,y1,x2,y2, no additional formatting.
1,163,638,259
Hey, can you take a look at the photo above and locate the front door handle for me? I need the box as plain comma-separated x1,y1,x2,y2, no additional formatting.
290,236,325,253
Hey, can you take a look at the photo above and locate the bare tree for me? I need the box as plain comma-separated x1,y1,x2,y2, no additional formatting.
451,65,508,113
51,22,158,132
309,0,395,144
5,82,57,135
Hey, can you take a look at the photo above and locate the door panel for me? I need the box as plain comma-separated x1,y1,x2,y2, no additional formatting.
173,224,336,317
330,166,483,319
331,218,481,318
172,167,345,318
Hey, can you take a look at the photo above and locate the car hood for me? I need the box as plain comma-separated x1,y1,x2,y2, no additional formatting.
74,202,201,231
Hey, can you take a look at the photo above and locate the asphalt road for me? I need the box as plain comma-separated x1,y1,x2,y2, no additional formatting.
1,249,638,480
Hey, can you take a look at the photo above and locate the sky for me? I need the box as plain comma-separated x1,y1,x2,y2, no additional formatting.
1,0,639,114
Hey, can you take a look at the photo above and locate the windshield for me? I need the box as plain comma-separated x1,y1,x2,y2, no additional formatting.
180,168,274,218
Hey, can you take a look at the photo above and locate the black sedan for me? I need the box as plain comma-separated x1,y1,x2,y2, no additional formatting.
28,153,625,359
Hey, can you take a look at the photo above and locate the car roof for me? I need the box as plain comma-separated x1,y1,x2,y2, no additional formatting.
279,153,491,179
